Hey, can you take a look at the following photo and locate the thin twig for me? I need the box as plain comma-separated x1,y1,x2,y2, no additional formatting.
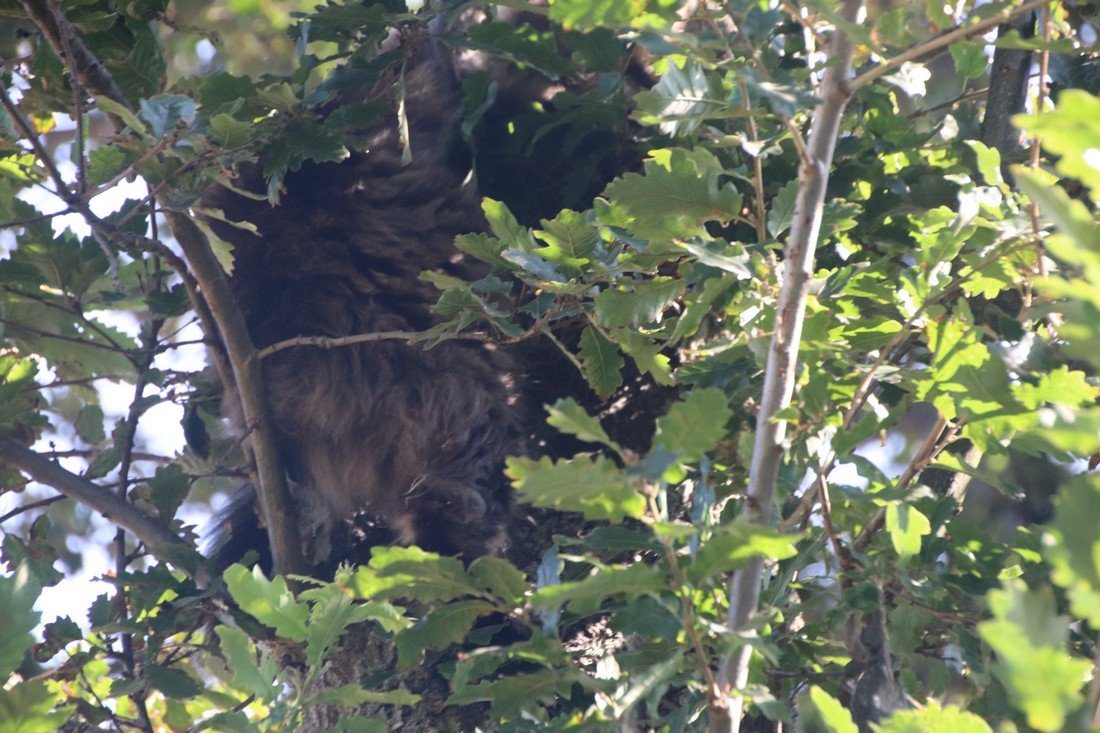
850,0,1051,92
111,314,163,725
258,330,430,359
1026,5,1052,309
48,0,85,196
646,489,729,725
0,84,70,198
851,415,952,553
739,79,768,244
0,493,67,524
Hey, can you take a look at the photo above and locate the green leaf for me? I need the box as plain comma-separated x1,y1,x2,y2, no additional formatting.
351,546,479,603
546,397,620,452
949,42,987,78
609,596,681,640
795,685,857,733
884,503,931,561
189,217,237,275
634,59,724,135
223,565,309,642
614,329,674,386
144,664,201,700
467,556,528,603
450,668,572,719
531,562,664,615
965,140,1004,188
454,232,508,271
85,146,129,188
1015,366,1100,410
595,277,683,328
466,22,573,80
876,702,992,732
1016,170,1100,250
75,405,106,445
689,522,800,582
577,325,624,398
1046,475,1100,624
199,73,257,113
304,589,360,669
214,624,279,701
533,209,600,265
654,388,732,462
1015,90,1100,198
396,600,493,667
0,565,41,679
548,0,671,31
915,313,1018,422
307,685,420,708
139,94,197,138
561,27,621,71
767,179,798,238
507,454,646,522
145,465,189,522
93,95,147,136
603,148,742,243
828,316,903,352
482,198,534,252
744,74,819,119
208,113,252,147
978,582,1091,732
678,240,751,278
0,680,72,733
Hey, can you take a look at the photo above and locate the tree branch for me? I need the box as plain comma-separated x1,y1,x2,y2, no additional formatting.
166,212,307,578
717,1,864,729
0,436,205,582
16,0,306,578
17,0,128,108
850,0,1050,92
258,330,427,359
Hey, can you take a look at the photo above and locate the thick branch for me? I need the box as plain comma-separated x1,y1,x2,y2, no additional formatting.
17,0,128,108
717,0,863,729
16,0,305,578
981,10,1037,166
0,436,204,581
166,212,307,578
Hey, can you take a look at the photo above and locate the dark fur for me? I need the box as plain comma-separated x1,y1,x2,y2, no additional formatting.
207,41,518,571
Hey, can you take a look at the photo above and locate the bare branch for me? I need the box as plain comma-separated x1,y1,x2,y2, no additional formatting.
258,330,427,359
0,435,205,582
852,415,953,553
166,212,307,578
0,493,67,525
717,1,864,729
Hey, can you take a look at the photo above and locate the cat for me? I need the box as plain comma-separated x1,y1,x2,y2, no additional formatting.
205,39,519,571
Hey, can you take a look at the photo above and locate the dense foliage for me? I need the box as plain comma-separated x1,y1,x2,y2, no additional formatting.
1,0,1099,730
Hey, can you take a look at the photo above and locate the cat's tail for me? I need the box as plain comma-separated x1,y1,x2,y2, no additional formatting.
204,485,273,576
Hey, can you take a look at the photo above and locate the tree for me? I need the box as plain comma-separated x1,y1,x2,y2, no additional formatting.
1,0,1098,731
